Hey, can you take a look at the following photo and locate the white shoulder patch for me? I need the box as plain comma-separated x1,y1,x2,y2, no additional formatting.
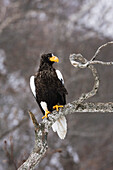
40,101,48,112
30,76,36,97
56,70,64,84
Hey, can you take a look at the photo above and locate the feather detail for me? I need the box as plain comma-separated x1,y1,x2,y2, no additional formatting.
52,116,67,139
56,70,64,84
40,101,48,112
30,76,36,97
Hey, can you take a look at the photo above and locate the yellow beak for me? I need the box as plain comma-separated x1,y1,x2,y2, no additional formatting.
49,56,59,63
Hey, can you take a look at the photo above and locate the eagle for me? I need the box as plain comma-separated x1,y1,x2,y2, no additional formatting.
30,53,68,139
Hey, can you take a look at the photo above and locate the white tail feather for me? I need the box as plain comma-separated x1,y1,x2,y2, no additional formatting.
52,116,67,139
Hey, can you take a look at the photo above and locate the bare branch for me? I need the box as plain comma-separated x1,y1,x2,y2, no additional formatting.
69,0,97,23
0,119,28,140
91,41,113,61
69,53,99,103
18,41,113,170
69,42,113,68
18,112,48,170
29,111,39,130
0,13,23,34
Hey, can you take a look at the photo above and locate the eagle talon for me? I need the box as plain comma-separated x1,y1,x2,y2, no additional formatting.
53,105,63,111
42,110,50,119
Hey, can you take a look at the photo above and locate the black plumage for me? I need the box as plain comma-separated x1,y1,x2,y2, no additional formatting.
33,53,68,115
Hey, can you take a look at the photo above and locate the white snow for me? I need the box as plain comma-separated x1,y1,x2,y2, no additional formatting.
8,71,26,92
0,49,7,75
79,0,113,38
67,145,80,164
50,153,64,170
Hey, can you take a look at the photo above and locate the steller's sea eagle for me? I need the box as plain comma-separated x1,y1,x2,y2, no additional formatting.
30,53,68,139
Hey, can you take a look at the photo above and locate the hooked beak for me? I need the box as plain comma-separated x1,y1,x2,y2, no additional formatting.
49,56,59,63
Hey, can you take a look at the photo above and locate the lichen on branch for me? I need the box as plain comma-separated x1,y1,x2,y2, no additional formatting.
18,41,113,170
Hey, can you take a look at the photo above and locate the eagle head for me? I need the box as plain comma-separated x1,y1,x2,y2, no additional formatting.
41,53,59,65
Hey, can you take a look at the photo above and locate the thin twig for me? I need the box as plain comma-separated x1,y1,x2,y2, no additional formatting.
0,13,23,34
0,119,28,140
91,41,113,61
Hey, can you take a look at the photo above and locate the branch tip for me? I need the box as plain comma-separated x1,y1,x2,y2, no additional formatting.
91,41,113,61
28,111,39,129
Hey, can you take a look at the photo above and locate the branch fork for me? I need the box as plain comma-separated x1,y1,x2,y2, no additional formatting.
18,41,113,170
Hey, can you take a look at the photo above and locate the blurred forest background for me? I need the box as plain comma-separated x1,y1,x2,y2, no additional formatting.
0,0,113,170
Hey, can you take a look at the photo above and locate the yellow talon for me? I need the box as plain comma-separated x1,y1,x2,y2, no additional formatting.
42,110,50,119
53,105,63,111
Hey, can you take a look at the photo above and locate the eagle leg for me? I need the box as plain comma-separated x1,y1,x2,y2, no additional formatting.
42,110,50,119
53,105,63,111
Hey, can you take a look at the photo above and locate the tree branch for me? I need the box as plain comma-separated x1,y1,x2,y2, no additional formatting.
18,41,113,170
0,13,23,34
0,119,28,140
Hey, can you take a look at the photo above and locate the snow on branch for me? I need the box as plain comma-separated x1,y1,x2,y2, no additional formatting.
18,41,113,170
